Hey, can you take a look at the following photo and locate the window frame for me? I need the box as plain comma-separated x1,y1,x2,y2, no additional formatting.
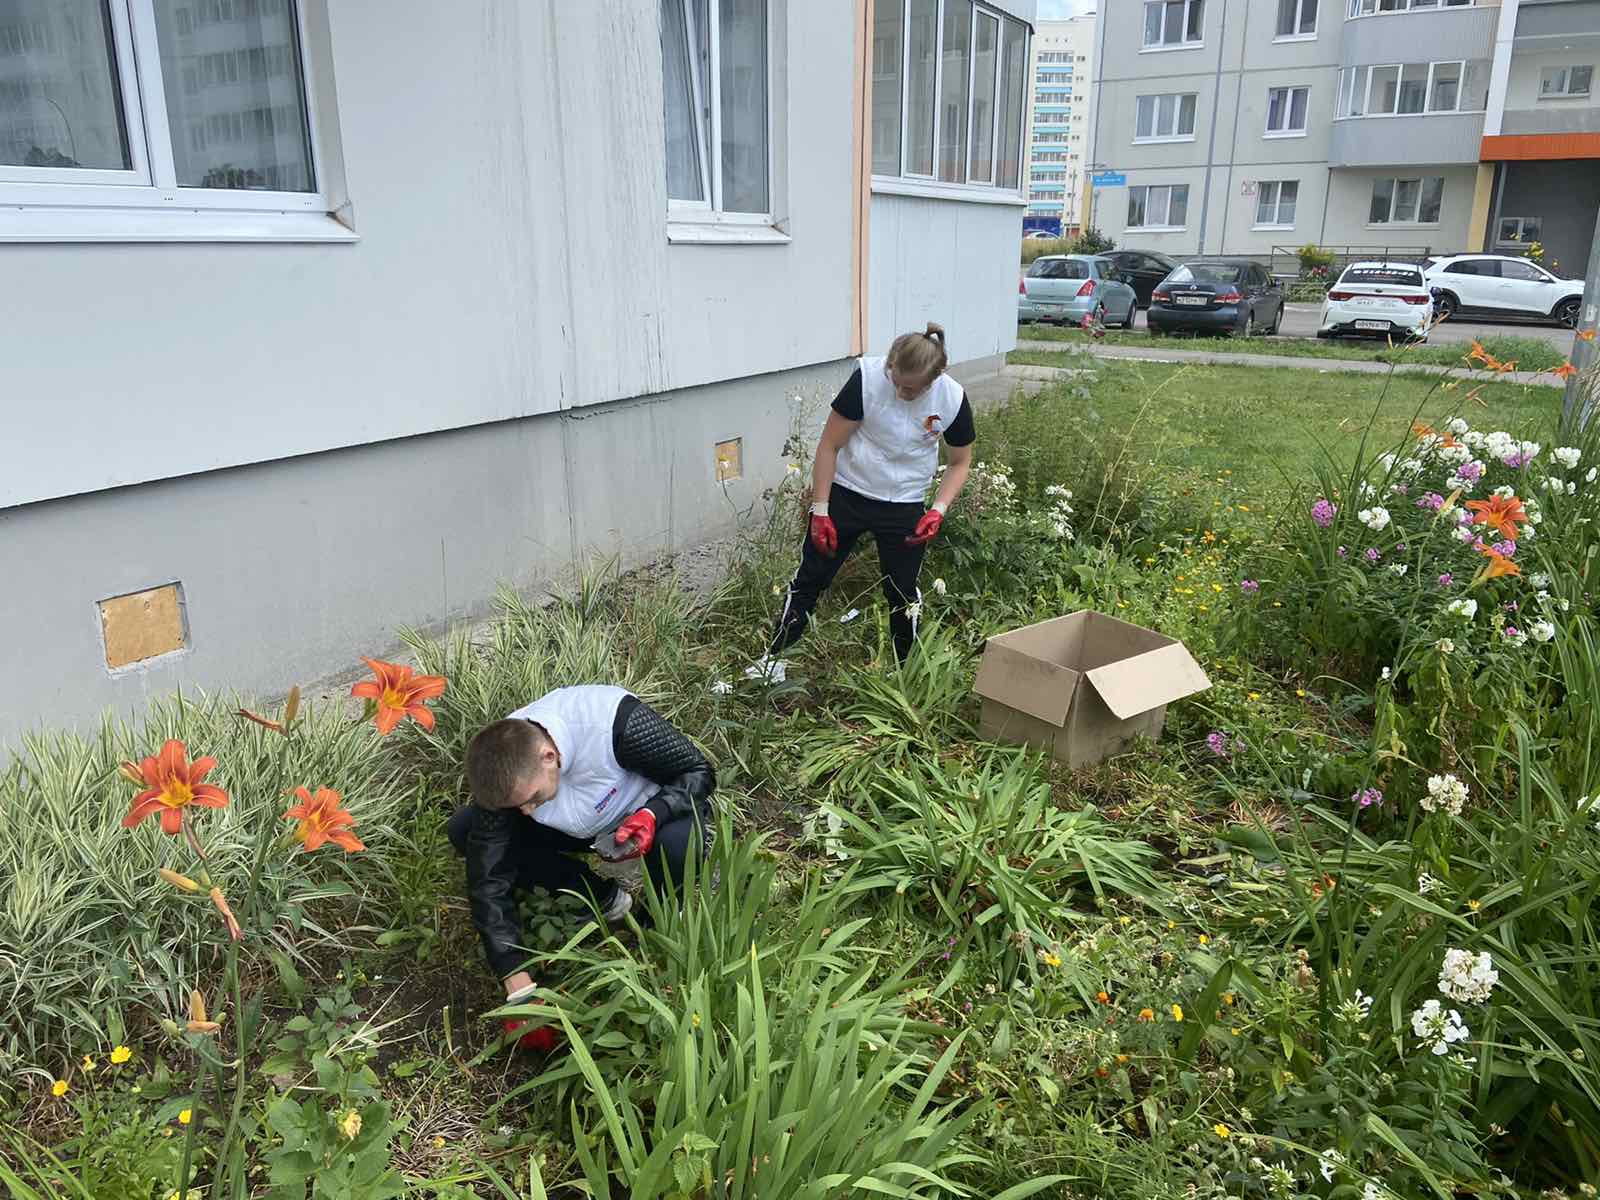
1338,59,1479,117
1141,0,1205,51
1368,175,1444,225
1264,85,1310,137
0,0,345,240
1347,0,1473,14
1274,0,1318,40
1495,216,1542,246
1126,182,1189,231
663,0,777,232
1253,178,1299,228
1133,92,1198,143
871,0,1030,203
1540,65,1594,99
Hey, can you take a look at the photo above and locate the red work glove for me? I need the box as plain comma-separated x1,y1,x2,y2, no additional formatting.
612,808,657,860
502,999,561,1054
809,513,838,557
905,508,944,547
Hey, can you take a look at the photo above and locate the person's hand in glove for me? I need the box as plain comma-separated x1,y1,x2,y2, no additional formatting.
612,808,657,860
809,504,838,557
502,983,560,1053
905,503,947,547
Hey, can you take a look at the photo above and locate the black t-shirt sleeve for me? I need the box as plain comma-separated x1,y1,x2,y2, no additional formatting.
830,369,865,421
943,395,976,447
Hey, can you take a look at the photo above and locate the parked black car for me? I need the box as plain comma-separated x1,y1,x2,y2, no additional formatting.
1099,250,1178,308
1148,261,1285,336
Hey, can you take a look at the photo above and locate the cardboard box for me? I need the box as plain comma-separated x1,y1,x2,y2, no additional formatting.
973,611,1211,768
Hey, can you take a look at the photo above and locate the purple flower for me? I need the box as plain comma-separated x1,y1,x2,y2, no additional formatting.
1397,544,1407,553
1365,548,1381,563
1311,498,1337,528
1492,539,1517,557
1205,731,1230,757
1240,579,1260,594
1337,546,1348,558
1506,625,1522,638
1350,787,1384,809
1438,573,1453,587
1456,461,1485,483
963,1000,973,1013
1418,492,1446,511
1505,601,1519,612
1503,452,1531,470
1394,484,1409,495
1457,510,1474,525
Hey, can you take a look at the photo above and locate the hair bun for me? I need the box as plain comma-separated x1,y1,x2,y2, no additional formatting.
923,322,945,345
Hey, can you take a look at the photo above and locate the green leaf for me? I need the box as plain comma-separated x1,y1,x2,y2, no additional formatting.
1176,959,1234,1065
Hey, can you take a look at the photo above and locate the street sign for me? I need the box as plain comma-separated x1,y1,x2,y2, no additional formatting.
1090,170,1125,188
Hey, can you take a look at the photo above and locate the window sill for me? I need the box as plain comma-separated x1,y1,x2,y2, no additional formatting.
1537,93,1591,101
1133,136,1198,145
1263,130,1309,139
1366,222,1442,230
1139,42,1205,53
666,220,791,245
1272,32,1319,42
1127,225,1187,234
871,176,1027,206
1335,110,1484,120
1253,223,1297,231
0,206,358,244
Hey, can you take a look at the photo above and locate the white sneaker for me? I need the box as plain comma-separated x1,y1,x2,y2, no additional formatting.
600,886,633,925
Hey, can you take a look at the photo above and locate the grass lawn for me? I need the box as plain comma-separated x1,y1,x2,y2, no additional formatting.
1016,322,1573,374
997,356,1563,497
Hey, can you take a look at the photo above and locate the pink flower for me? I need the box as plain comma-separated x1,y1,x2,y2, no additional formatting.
1438,573,1453,587
1337,546,1347,558
1240,579,1260,594
1365,548,1381,563
1418,492,1445,511
1311,499,1337,528
1205,731,1230,757
1350,788,1384,808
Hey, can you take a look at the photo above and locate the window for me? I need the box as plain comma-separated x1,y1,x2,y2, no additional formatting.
1348,0,1473,13
1254,179,1298,227
871,0,1030,189
0,0,329,229
1369,175,1443,223
1496,216,1542,245
1541,66,1594,99
662,0,770,218
1275,0,1317,37
1444,258,1493,275
1500,259,1551,283
1265,86,1309,135
1134,93,1197,141
1143,0,1204,49
1128,183,1189,229
1338,60,1488,116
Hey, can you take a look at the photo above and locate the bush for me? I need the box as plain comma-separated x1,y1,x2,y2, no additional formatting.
1297,243,1335,275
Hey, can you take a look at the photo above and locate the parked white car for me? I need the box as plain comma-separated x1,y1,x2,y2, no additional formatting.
1423,253,1585,328
1317,261,1434,342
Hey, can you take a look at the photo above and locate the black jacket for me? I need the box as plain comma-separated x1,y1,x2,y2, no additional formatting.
466,695,715,977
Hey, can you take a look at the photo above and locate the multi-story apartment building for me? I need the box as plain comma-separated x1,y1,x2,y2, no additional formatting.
1025,11,1096,234
1087,0,1598,267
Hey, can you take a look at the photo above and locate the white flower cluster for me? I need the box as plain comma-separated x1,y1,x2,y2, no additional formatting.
1358,506,1391,531
961,461,1018,516
1438,948,1499,1004
1504,626,1529,647
1446,598,1478,621
1042,484,1075,540
1411,998,1470,1055
1422,772,1469,816
1531,620,1557,643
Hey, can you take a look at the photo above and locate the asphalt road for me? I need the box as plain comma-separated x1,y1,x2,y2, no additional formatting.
1120,303,1576,352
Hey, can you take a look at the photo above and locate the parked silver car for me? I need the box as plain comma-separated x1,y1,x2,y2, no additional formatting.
1018,255,1139,327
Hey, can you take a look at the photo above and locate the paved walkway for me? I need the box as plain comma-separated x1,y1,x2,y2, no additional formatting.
1012,339,1565,389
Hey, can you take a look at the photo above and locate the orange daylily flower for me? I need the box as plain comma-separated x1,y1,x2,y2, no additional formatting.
1412,421,1459,449
350,658,447,735
284,786,366,853
1466,340,1499,369
1578,328,1596,342
1476,546,1521,581
1465,494,1529,540
1551,361,1578,381
120,740,229,835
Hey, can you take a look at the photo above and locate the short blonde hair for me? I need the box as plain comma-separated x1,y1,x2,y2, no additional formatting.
886,323,948,386
466,719,551,809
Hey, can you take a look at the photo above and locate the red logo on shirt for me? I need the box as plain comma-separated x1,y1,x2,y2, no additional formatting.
923,415,942,434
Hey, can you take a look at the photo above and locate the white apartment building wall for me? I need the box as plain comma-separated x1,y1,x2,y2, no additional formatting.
1024,12,1094,232
1089,0,1506,261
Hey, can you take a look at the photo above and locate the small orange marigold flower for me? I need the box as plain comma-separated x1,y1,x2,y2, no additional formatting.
1137,1007,1155,1023
1096,990,1111,1005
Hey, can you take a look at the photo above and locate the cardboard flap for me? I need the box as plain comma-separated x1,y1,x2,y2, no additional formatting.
973,640,1080,728
1084,642,1211,720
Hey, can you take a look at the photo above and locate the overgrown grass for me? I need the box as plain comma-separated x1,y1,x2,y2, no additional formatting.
1017,323,1574,374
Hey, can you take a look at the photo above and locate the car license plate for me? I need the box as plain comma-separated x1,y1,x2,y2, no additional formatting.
1355,319,1390,331
1176,296,1208,307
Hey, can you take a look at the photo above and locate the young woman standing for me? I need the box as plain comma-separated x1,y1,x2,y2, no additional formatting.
769,323,975,664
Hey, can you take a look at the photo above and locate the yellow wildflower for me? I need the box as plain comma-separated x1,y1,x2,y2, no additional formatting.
51,1079,69,1097
81,1055,96,1072
339,1109,362,1141
1043,952,1063,968
1221,992,1235,1006
178,1109,192,1126
1198,934,1210,946
1295,689,1306,698
1171,1004,1184,1022
110,1045,132,1065
1214,1122,1231,1138
1467,899,1481,912
691,1012,702,1028
1247,692,1260,701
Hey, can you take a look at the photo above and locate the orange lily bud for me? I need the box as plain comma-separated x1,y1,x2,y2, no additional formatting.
283,685,301,727
237,708,285,735
189,989,207,1024
118,761,145,786
209,887,243,941
186,1019,222,1035
158,868,201,893
159,1018,182,1037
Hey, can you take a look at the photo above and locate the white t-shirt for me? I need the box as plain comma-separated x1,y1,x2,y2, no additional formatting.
832,356,970,504
507,685,655,840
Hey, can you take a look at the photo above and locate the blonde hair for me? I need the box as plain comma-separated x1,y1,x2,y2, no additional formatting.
466,719,552,809
886,322,948,386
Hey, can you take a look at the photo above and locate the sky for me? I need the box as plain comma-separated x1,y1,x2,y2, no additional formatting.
1036,0,1095,17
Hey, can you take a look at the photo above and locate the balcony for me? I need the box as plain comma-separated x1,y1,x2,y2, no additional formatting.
1501,107,1600,137
1329,111,1486,165
1341,3,1495,66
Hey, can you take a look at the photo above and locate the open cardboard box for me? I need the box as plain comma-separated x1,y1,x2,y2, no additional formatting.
973,610,1211,768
